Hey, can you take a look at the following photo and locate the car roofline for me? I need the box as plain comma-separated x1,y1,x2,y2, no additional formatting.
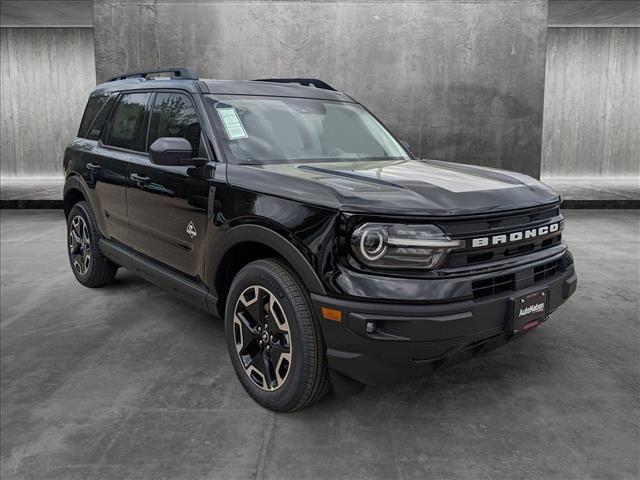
92,68,353,102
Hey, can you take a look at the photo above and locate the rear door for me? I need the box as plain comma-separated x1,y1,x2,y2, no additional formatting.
126,91,212,280
92,91,152,242
71,93,124,239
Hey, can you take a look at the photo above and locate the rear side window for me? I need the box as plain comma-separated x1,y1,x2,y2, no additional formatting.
104,92,151,151
147,92,201,157
78,94,108,139
87,95,116,140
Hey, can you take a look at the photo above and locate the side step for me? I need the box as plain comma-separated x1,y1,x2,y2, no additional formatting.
99,239,218,315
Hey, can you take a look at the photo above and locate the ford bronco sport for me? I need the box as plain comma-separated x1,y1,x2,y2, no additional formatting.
64,67,577,412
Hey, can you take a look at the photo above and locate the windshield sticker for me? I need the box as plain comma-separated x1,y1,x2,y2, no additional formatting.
216,106,248,140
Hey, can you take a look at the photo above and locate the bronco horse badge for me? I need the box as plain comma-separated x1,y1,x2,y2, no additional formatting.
186,221,197,239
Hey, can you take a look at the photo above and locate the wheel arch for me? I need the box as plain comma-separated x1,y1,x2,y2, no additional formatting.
209,225,327,317
63,175,90,218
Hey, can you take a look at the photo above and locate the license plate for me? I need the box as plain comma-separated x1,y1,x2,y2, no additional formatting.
511,290,548,334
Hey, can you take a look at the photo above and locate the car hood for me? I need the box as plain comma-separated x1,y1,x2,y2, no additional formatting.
225,159,560,216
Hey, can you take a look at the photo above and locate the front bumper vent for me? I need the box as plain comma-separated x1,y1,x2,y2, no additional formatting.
534,259,561,282
472,274,516,299
472,258,567,299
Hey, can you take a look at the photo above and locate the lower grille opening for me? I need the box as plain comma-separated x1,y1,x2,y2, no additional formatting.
472,274,516,299
472,258,566,299
534,259,561,282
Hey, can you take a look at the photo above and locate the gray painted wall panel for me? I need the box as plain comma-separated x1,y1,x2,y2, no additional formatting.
542,27,639,178
0,27,96,178
93,0,548,178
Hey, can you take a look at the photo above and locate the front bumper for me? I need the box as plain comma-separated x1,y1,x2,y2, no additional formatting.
312,251,577,386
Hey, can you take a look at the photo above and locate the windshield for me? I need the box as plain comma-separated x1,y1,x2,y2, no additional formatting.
204,95,410,164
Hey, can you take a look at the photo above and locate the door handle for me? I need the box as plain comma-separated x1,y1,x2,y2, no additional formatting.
129,173,150,185
87,163,102,172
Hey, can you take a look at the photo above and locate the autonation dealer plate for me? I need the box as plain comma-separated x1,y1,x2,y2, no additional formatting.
511,290,548,334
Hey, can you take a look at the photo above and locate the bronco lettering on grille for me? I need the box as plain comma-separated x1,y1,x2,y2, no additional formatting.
470,222,562,248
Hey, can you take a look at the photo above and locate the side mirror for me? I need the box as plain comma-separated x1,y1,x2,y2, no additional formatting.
148,137,207,167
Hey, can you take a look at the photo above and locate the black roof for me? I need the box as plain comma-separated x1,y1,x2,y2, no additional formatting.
92,76,353,102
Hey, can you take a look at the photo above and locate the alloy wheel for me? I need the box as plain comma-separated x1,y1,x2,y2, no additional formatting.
233,285,292,391
69,215,91,275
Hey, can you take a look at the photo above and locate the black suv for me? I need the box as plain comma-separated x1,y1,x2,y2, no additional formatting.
64,67,577,411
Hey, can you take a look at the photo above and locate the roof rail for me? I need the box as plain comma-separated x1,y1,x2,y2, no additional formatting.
107,67,198,82
253,78,337,91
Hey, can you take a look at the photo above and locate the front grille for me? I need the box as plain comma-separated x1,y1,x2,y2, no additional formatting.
439,204,564,269
460,235,562,266
472,274,516,299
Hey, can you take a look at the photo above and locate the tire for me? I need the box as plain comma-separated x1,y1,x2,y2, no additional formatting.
225,258,330,412
67,201,118,288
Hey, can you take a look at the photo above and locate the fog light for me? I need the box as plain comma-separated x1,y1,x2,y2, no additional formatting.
365,321,376,333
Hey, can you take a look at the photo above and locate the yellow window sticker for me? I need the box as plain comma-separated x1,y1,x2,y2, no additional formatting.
216,106,248,140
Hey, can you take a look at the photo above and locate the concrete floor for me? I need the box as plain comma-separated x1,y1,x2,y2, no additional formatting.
1,210,638,480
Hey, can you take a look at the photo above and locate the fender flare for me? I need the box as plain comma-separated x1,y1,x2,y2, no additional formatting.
63,175,92,216
63,174,110,238
208,224,327,296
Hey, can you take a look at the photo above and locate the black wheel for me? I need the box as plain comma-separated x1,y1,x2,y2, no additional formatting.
225,258,330,412
67,201,118,288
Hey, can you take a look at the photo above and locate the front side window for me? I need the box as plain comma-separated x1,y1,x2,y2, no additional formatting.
147,92,200,157
105,92,150,151
204,95,409,165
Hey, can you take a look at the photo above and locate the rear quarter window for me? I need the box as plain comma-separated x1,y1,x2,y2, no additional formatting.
78,94,109,139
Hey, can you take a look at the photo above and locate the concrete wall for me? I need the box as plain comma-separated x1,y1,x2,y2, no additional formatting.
93,0,549,178
542,27,640,179
0,27,96,178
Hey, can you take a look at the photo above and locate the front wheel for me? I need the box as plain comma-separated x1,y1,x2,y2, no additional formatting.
224,259,329,412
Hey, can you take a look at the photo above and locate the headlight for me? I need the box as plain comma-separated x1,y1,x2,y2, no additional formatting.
351,223,462,269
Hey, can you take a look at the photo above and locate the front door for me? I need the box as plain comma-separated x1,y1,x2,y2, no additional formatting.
126,91,212,280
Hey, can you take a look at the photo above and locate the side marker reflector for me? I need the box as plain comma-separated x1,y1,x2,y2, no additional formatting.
321,307,342,322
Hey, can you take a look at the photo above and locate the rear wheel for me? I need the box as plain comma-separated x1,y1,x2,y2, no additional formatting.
67,201,118,288
225,258,329,412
